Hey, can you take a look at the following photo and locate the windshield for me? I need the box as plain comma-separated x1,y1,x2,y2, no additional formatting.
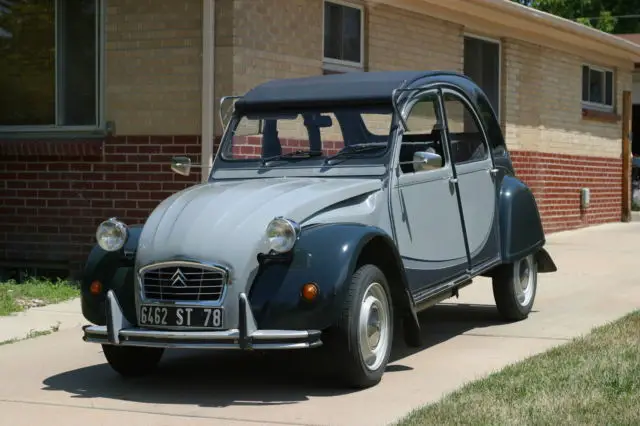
220,106,394,165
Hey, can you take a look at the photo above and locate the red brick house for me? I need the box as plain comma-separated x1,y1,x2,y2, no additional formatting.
2,0,640,279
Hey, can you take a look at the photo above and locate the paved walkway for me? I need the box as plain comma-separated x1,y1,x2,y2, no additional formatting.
0,298,82,343
0,222,639,426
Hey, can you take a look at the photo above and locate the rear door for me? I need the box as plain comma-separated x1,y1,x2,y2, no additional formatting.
440,88,501,272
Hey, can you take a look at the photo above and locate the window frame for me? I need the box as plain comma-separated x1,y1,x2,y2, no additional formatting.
322,0,365,72
0,0,106,136
397,88,452,175
440,87,491,166
581,63,615,112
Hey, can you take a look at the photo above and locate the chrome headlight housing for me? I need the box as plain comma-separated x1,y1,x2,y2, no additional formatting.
96,218,128,252
265,217,300,254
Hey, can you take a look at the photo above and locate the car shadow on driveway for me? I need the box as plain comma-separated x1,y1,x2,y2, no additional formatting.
41,303,510,407
390,302,515,365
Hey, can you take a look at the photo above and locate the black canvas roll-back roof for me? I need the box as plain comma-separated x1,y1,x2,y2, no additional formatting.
233,70,473,113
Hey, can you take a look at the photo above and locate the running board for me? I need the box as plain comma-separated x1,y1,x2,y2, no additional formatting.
413,277,474,312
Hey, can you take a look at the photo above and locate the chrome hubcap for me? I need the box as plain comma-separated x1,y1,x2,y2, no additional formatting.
514,255,536,307
367,305,381,348
358,282,390,371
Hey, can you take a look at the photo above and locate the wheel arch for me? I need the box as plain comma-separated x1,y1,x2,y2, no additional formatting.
498,175,546,262
248,223,421,341
354,234,414,317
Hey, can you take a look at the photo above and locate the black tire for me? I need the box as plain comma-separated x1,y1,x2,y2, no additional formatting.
492,254,538,321
325,264,394,389
102,345,164,377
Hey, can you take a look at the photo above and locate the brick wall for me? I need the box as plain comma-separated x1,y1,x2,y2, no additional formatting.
502,39,631,157
106,0,203,135
368,3,463,72
503,38,631,232
510,151,622,233
0,138,201,277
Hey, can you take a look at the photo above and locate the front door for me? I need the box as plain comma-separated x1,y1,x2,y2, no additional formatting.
390,89,468,293
441,88,500,271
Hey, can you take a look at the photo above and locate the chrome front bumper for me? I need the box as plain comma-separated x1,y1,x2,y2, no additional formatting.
82,290,323,350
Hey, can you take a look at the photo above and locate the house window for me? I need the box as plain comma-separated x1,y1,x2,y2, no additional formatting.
323,1,363,69
0,0,102,130
464,35,501,118
582,65,614,109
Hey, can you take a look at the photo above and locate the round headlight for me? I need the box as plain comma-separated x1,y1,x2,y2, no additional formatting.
96,218,128,252
266,218,299,253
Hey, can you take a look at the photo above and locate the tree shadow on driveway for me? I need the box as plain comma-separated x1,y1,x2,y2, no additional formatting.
41,302,511,407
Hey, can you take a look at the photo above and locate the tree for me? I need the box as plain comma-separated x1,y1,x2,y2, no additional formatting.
512,0,640,34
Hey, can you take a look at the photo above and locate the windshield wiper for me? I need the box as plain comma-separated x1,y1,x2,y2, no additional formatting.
261,150,324,166
324,144,387,164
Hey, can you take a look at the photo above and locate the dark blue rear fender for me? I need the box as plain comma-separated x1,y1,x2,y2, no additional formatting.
498,175,556,272
81,226,142,325
248,223,415,331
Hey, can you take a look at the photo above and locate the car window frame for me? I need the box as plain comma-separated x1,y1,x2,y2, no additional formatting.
439,87,494,167
395,87,453,176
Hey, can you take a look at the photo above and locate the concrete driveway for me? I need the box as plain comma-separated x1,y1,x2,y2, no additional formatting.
1,223,639,426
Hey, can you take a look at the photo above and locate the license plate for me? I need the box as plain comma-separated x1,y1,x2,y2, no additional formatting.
139,305,224,328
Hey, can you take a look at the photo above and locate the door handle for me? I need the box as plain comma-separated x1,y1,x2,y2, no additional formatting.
449,177,458,184
489,168,499,176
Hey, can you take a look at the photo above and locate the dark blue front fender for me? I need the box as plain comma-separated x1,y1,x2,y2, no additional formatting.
81,226,143,325
248,223,413,331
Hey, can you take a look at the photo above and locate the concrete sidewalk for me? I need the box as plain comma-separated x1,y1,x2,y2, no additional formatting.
0,298,83,343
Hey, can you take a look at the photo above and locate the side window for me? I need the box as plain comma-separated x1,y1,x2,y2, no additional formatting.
399,93,446,174
442,92,489,165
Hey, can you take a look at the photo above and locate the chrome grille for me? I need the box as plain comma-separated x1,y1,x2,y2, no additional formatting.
141,264,226,302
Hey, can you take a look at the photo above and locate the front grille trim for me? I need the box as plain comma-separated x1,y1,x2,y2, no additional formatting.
138,261,229,304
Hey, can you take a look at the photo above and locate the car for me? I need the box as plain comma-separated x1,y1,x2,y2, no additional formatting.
81,70,557,389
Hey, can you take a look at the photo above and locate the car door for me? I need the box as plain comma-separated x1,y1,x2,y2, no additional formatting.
440,88,501,272
390,89,468,294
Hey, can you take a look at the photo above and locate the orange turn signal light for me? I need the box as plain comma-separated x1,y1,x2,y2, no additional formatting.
301,282,319,301
90,280,103,295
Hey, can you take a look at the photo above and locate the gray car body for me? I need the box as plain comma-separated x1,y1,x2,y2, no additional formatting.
136,177,388,327
81,70,556,350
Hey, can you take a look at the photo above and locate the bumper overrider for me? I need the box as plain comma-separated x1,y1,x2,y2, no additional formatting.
83,290,323,350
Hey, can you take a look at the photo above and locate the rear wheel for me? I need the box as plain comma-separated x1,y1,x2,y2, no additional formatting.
102,345,164,377
326,264,394,389
492,254,538,321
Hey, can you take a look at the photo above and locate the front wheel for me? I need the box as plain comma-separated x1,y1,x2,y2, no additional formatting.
102,345,164,377
492,254,538,321
325,264,394,389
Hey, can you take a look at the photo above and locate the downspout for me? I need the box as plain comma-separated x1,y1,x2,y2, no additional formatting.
201,0,215,182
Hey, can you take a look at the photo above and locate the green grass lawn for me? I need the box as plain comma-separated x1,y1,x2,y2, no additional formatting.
397,311,640,426
0,278,80,316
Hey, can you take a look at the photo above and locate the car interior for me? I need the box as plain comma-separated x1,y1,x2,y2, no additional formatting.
399,124,445,174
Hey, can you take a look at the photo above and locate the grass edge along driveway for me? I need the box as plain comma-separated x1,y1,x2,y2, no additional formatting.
0,278,79,317
396,310,640,426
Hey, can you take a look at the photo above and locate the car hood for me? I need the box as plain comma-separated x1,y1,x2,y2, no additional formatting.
135,177,383,278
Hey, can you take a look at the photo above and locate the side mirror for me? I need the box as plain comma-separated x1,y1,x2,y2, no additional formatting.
171,156,192,176
413,151,443,172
